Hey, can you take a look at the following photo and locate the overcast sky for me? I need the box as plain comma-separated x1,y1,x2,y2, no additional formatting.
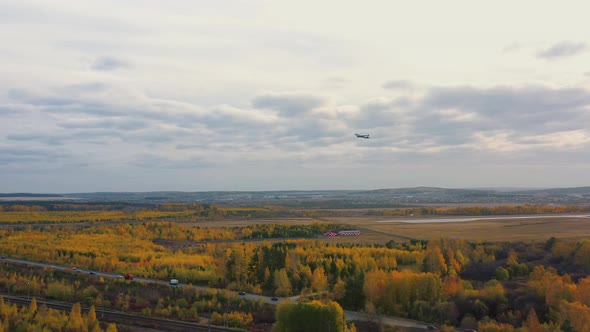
2,1,590,192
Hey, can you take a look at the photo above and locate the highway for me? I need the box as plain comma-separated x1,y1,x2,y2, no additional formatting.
0,256,433,330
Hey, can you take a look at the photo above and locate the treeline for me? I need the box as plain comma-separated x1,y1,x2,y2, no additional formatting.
0,204,293,224
241,223,351,239
3,203,589,225
369,205,590,216
0,202,277,214
0,203,215,212
0,210,199,224
0,297,117,332
0,203,147,212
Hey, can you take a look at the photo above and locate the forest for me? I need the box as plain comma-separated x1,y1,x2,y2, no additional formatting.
0,297,118,332
1,203,589,224
0,203,589,331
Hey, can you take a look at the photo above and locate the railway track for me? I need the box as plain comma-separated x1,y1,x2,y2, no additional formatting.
2,294,244,332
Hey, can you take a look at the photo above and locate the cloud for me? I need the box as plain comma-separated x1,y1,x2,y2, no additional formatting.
0,105,17,115
348,97,414,129
322,77,349,89
9,85,281,135
516,130,590,148
0,147,67,165
423,85,590,123
415,85,590,150
0,3,140,34
6,129,125,146
1,85,290,165
92,56,130,71
201,105,277,131
57,118,148,130
382,80,413,90
502,42,522,53
3,79,590,190
273,117,349,145
64,82,109,93
252,93,324,116
122,128,193,144
5,83,590,158
131,154,212,169
536,41,587,59
7,86,198,122
7,89,80,107
6,134,53,142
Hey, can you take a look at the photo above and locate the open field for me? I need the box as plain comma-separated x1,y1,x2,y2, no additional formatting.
329,215,590,242
182,214,590,244
2,206,589,243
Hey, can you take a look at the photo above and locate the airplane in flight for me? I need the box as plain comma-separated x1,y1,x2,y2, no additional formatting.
355,133,370,139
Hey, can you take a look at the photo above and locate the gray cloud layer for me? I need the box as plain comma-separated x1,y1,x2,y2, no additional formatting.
3,80,590,191
382,80,413,90
4,82,589,159
537,41,587,59
252,93,324,116
92,56,130,71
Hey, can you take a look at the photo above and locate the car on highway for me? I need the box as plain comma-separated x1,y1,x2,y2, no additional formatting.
238,291,246,296
271,296,279,301
89,271,96,275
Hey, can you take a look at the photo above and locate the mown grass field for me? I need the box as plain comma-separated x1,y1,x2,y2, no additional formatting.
189,214,590,244
323,215,590,242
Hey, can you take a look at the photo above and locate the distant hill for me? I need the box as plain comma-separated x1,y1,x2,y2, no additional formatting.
0,193,63,198
364,187,497,195
2,186,590,207
515,186,590,195
364,186,590,197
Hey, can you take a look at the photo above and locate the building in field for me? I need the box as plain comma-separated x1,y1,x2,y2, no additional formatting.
337,230,361,236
